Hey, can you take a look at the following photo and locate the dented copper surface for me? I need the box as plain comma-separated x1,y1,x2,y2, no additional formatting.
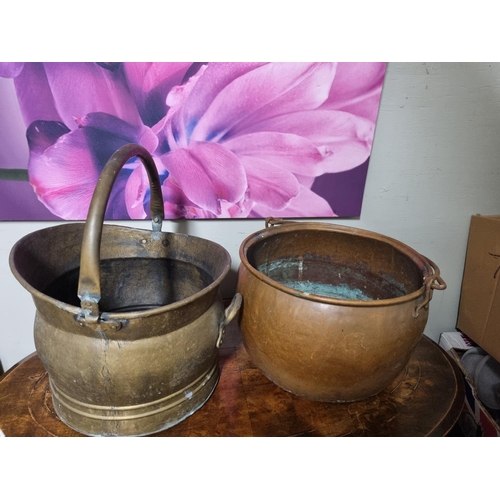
236,218,446,402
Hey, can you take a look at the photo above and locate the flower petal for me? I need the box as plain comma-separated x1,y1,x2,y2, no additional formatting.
162,64,210,149
124,160,150,219
11,63,62,125
122,62,194,127
77,112,158,165
160,178,255,219
27,125,100,219
41,62,142,129
0,62,25,78
161,179,213,219
251,185,336,218
240,156,300,210
188,63,337,142
161,141,247,215
27,113,152,220
124,156,167,219
246,109,375,174
322,62,387,122
26,120,70,155
168,63,266,144
223,131,325,176
103,167,133,219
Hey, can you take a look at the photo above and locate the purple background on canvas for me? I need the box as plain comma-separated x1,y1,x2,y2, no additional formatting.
311,159,369,218
0,179,60,220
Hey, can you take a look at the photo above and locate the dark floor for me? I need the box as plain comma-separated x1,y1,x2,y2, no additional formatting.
447,422,465,436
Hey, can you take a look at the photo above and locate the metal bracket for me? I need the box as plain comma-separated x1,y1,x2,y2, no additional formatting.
76,313,123,332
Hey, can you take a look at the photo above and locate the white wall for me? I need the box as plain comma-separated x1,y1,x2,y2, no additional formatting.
2,61,500,373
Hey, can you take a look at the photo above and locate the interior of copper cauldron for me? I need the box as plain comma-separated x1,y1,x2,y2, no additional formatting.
245,226,426,301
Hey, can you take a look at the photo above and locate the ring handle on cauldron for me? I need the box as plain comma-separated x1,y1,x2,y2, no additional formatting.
265,217,297,228
413,256,447,318
216,293,243,348
77,143,165,323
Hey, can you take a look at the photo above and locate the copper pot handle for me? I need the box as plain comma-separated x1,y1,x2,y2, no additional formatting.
265,217,297,228
413,256,447,318
216,293,243,348
77,143,164,321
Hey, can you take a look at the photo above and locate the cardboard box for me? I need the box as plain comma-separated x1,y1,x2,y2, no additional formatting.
449,348,500,437
457,214,500,363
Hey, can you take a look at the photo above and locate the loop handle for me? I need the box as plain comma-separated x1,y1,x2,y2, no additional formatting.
413,257,447,318
77,143,164,321
216,294,242,348
265,217,297,228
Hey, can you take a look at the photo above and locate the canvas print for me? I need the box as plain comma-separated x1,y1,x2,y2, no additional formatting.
0,62,386,221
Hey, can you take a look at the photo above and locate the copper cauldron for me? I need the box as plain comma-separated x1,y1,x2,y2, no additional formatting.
236,218,446,402
9,144,241,436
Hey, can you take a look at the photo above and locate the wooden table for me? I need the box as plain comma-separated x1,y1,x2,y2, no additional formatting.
0,322,464,437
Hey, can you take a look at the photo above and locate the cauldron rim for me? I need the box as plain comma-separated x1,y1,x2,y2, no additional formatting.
239,221,432,308
10,222,231,320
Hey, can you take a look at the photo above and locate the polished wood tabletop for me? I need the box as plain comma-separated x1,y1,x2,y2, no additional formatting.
0,322,464,437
